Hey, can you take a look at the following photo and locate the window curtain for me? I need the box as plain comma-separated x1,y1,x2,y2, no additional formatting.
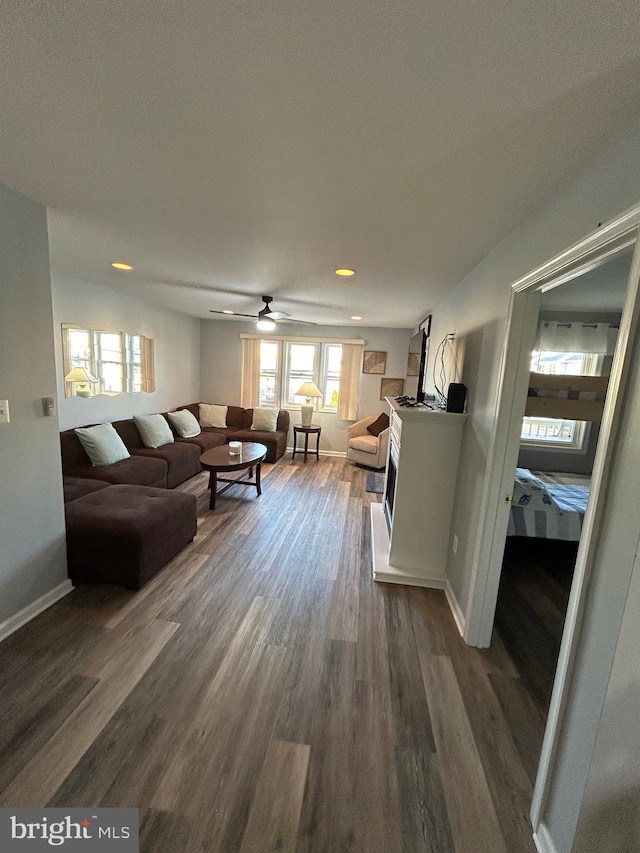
141,336,155,392
241,337,261,408
337,343,362,421
537,321,611,353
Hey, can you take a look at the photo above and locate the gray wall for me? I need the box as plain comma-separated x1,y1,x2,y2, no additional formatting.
425,119,640,853
52,274,201,430
200,319,412,452
0,186,68,625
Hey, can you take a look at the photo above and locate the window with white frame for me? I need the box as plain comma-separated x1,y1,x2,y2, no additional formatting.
521,350,603,450
257,339,342,411
62,325,154,396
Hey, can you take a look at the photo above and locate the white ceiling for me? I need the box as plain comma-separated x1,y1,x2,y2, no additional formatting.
2,2,640,327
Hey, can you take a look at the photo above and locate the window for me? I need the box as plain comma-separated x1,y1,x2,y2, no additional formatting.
95,331,125,393
257,339,342,411
62,325,154,396
521,350,603,449
125,334,143,393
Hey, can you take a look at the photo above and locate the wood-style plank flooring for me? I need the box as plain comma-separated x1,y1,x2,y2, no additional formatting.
0,458,540,852
495,538,576,722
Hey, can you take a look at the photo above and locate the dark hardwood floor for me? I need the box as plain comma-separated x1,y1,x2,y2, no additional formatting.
495,538,577,725
0,458,541,852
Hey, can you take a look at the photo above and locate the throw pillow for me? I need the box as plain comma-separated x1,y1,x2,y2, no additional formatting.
167,409,201,438
251,407,279,432
134,413,175,449
367,413,390,437
199,403,228,428
75,423,130,467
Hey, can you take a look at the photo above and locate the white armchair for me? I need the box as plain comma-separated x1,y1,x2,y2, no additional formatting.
346,414,389,470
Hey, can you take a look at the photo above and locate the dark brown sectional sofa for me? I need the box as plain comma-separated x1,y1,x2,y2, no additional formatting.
60,403,290,588
60,403,290,489
175,404,290,464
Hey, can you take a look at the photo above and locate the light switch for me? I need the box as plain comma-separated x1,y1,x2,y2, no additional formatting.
0,400,9,424
42,397,55,417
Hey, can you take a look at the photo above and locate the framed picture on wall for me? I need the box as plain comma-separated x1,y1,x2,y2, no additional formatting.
363,350,387,374
407,352,421,376
419,314,432,337
380,377,404,400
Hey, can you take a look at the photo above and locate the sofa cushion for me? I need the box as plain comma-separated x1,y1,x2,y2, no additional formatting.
175,431,228,452
199,403,227,428
125,442,201,489
167,409,201,438
75,423,130,466
251,407,279,431
63,476,111,504
349,434,379,454
367,413,390,437
233,429,287,463
134,413,175,448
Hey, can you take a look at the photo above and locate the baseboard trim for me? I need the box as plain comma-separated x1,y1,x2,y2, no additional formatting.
533,822,559,853
445,580,466,637
0,580,74,644
285,447,346,458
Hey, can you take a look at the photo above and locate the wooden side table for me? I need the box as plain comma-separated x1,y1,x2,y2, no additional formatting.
292,424,321,462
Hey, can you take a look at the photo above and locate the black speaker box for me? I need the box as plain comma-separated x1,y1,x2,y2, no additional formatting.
446,382,466,413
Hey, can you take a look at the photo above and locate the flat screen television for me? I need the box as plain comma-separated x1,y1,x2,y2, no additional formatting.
408,328,429,403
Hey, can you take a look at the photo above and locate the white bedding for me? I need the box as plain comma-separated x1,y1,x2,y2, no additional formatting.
508,468,591,541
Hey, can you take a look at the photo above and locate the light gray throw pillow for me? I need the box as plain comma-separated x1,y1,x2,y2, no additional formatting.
251,407,279,432
199,403,228,428
134,413,175,448
167,409,201,438
75,423,130,466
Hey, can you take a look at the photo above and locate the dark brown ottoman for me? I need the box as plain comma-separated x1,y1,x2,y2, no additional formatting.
65,485,198,589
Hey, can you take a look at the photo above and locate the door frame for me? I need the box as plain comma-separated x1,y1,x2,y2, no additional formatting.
461,202,640,829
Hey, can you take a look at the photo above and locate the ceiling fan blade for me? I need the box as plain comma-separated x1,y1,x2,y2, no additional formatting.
264,310,291,320
282,317,317,325
209,310,258,318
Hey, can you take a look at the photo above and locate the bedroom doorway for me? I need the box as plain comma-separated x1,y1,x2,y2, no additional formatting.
492,250,630,732
463,203,640,838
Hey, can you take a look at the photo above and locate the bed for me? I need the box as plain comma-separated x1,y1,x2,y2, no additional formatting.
508,468,591,541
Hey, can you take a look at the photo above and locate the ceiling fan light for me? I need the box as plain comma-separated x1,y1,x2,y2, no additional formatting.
256,318,276,332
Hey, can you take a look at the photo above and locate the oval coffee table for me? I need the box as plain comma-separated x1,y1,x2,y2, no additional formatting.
199,442,267,510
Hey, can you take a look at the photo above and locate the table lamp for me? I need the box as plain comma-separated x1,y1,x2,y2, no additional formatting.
65,366,98,397
295,381,322,427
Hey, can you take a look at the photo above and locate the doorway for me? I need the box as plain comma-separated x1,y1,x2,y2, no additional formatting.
462,203,640,838
493,249,631,733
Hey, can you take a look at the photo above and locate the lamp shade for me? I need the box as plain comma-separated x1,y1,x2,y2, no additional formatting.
294,381,322,399
295,381,322,427
65,366,97,383
65,366,97,398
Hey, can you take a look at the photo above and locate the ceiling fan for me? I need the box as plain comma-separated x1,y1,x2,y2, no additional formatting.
210,295,317,329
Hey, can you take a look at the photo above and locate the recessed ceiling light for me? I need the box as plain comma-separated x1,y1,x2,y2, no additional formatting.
110,262,134,271
351,315,362,321
335,268,356,277
222,309,234,315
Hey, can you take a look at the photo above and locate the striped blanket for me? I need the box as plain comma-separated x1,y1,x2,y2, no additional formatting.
508,468,591,541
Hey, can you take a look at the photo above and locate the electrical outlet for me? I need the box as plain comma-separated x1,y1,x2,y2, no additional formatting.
0,400,9,424
452,533,458,554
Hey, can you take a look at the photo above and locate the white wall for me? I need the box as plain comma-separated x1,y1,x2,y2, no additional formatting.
52,274,201,430
0,186,68,626
200,319,412,452
425,120,640,853
572,547,640,853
